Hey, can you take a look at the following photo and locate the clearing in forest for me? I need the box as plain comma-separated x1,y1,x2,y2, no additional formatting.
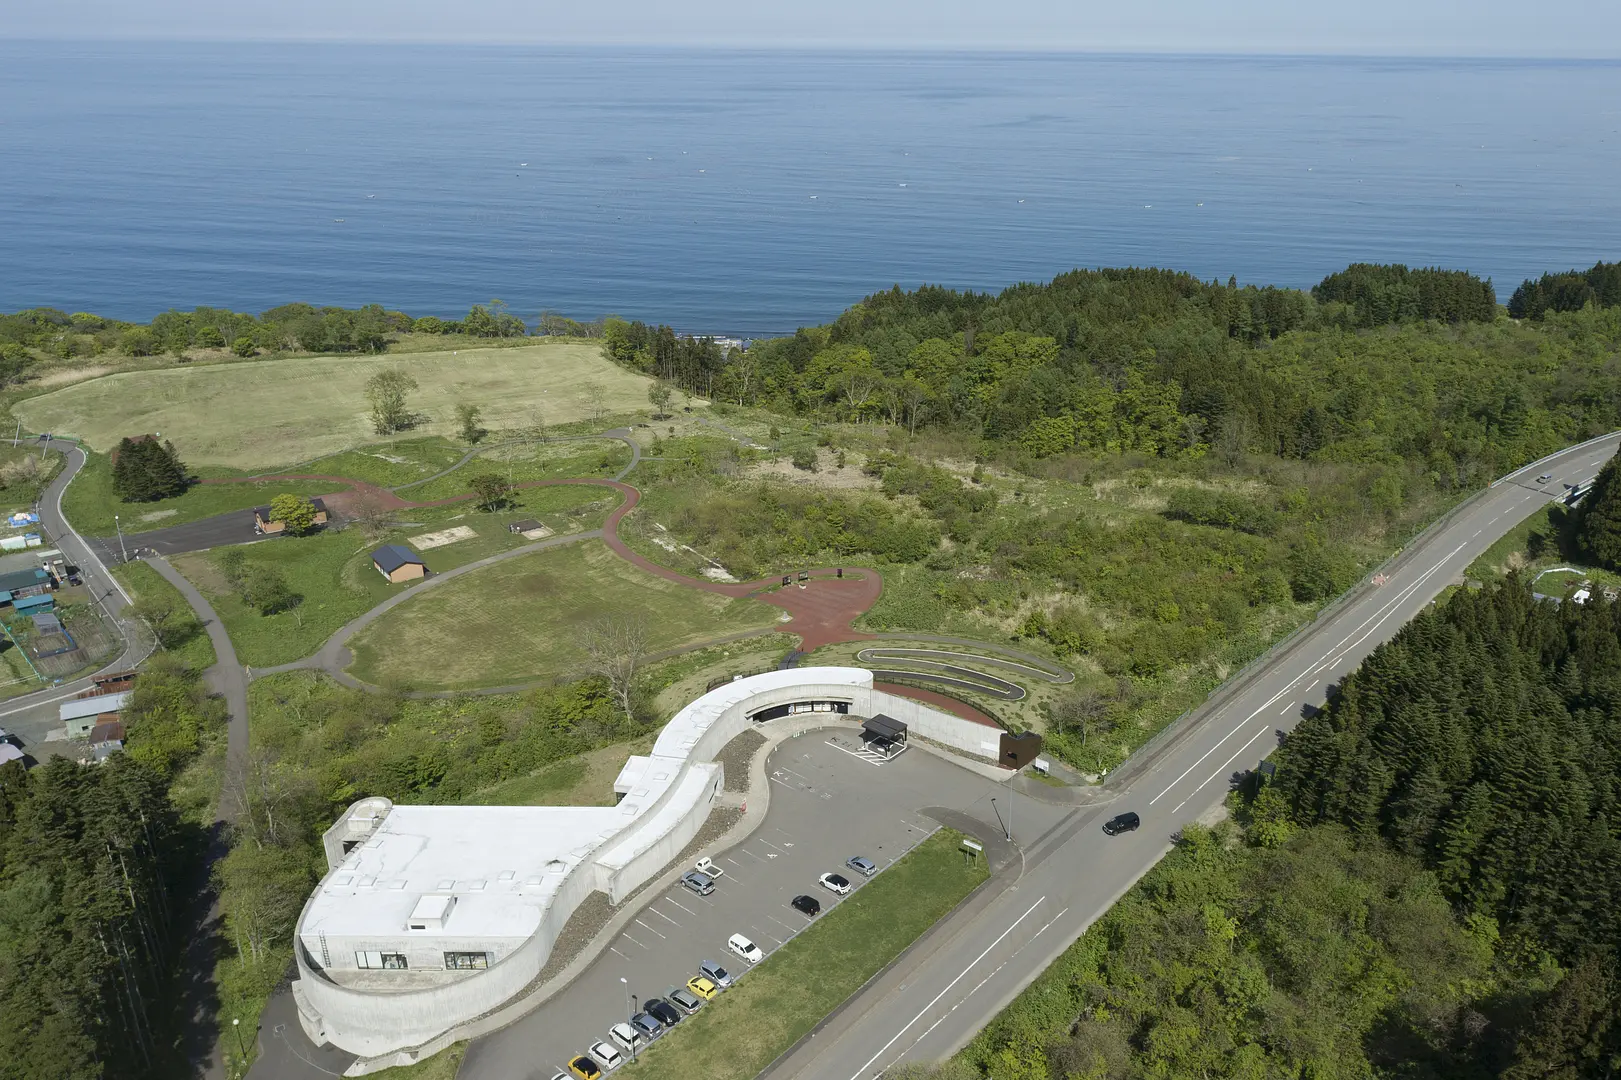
14,341,656,469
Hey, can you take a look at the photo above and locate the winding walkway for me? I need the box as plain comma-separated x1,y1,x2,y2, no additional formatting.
179,430,1071,727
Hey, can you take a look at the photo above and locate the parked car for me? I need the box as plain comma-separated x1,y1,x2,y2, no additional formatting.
568,1056,602,1080
728,933,763,963
589,1042,623,1071
667,985,704,1013
846,855,877,876
1102,811,1141,836
698,959,734,988
608,1022,641,1054
680,870,716,896
645,998,683,1027
818,872,851,895
630,1012,663,1042
687,975,719,1001
791,894,822,917
694,856,725,878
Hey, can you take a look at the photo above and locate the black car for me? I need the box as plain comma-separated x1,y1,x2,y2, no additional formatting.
791,894,822,917
644,998,683,1027
1102,811,1141,836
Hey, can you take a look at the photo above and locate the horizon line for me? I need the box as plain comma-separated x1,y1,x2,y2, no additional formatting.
5,37,1620,62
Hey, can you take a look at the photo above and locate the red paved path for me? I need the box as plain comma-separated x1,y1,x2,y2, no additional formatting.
206,473,998,727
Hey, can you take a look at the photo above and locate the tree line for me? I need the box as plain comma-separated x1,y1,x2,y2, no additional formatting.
1509,259,1621,320
0,300,607,364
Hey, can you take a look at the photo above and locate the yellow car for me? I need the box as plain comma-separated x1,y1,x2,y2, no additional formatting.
568,1056,602,1080
686,975,720,1001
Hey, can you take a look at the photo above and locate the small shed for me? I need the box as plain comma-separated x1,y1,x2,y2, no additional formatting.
89,720,125,746
13,593,54,614
254,497,329,535
507,518,552,540
61,690,131,738
372,544,427,584
861,714,909,758
0,567,50,597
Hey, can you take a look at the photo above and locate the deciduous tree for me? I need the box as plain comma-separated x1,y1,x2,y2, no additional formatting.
365,369,418,434
579,615,650,721
268,493,318,536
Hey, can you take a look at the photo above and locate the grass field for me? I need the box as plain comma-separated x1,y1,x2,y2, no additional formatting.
111,560,217,673
61,452,339,537
466,737,656,806
619,828,987,1080
15,340,658,469
346,540,781,691
397,438,631,500
174,486,620,666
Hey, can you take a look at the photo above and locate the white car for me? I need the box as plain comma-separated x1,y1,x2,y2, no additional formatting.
818,872,851,896
727,933,763,964
590,1041,623,1071
694,856,725,878
607,1022,641,1055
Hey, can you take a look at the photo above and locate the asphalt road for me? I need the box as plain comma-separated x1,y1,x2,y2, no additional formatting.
762,435,1621,1080
0,440,146,755
455,736,1045,1080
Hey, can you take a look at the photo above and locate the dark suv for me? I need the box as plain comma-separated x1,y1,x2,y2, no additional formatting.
791,894,822,917
645,998,683,1027
1102,811,1141,836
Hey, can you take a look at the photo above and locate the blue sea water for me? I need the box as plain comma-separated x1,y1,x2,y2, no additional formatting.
2,43,1619,336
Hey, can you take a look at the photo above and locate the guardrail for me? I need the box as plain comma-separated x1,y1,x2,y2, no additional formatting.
1104,430,1621,787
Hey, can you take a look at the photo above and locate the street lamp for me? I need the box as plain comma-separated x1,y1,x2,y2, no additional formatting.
621,977,637,1061
232,1017,246,1061
114,514,128,563
991,797,1011,843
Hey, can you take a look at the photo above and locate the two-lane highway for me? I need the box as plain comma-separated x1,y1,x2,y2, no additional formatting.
766,433,1620,1080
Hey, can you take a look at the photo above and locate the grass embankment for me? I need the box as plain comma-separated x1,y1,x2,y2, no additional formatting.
372,1042,466,1079
60,450,336,536
621,828,988,1080
347,540,781,690
14,340,656,468
174,486,617,667
110,559,217,672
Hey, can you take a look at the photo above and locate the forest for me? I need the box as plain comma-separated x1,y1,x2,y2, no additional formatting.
960,577,1621,1079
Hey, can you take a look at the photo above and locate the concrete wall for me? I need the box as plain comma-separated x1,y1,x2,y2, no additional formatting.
594,763,722,903
865,688,1003,761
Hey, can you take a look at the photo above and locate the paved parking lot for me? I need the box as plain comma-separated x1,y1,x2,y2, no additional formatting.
458,731,1056,1080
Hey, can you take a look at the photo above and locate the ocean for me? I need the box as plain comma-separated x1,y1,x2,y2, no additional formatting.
2,43,1619,336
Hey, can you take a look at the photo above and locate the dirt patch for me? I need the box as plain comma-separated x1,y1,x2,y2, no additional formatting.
139,508,179,523
744,450,881,491
33,365,115,389
716,728,767,793
408,525,476,550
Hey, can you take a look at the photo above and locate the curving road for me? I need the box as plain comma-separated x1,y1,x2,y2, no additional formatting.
760,434,1621,1080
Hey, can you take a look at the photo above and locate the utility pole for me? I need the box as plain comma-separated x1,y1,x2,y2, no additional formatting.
114,515,128,564
621,977,635,1061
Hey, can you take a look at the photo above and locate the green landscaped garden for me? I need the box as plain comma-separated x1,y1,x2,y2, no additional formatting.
60,450,338,536
619,828,989,1080
174,485,621,667
345,539,782,691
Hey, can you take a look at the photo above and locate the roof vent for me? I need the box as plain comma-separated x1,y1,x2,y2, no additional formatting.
545,859,567,874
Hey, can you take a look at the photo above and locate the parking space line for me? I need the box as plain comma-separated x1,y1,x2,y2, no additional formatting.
665,897,699,916
767,914,796,933
653,907,682,927
610,947,632,961
738,848,767,862
721,855,746,868
756,838,790,854
717,870,744,885
622,934,647,949
634,918,666,939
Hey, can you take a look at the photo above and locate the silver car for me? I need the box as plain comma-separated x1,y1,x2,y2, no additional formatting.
680,870,716,896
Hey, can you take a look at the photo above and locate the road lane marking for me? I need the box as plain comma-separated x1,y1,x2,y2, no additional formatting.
1152,548,1459,806
1172,723,1275,814
846,896,1047,1080
634,918,666,939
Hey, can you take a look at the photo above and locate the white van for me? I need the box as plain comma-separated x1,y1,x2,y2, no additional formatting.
727,933,763,964
607,1023,640,1055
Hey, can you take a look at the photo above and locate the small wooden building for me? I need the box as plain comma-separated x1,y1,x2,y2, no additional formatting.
372,544,427,584
253,497,329,534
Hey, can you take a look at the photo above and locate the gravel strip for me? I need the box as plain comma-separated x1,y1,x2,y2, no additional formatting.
716,728,767,793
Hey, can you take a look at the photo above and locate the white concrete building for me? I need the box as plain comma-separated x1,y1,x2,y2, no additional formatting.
292,667,1008,1060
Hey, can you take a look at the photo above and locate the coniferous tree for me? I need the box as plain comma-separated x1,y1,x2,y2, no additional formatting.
110,437,189,503
1577,452,1621,569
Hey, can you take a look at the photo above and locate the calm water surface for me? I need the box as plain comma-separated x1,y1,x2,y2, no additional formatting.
2,44,1619,334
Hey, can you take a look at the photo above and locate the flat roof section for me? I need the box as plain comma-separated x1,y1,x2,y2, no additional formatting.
863,714,908,742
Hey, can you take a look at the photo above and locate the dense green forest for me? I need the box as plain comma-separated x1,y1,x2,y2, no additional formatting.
0,757,199,1079
960,579,1621,1080
1509,260,1621,320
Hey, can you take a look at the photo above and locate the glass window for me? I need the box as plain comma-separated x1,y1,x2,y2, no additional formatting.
381,952,408,969
444,951,489,970
356,951,409,969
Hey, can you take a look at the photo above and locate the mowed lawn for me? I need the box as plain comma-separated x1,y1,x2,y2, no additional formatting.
619,828,988,1080
346,540,781,690
15,341,656,469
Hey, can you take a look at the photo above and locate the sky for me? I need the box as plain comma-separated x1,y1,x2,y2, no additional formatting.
4,0,1620,56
